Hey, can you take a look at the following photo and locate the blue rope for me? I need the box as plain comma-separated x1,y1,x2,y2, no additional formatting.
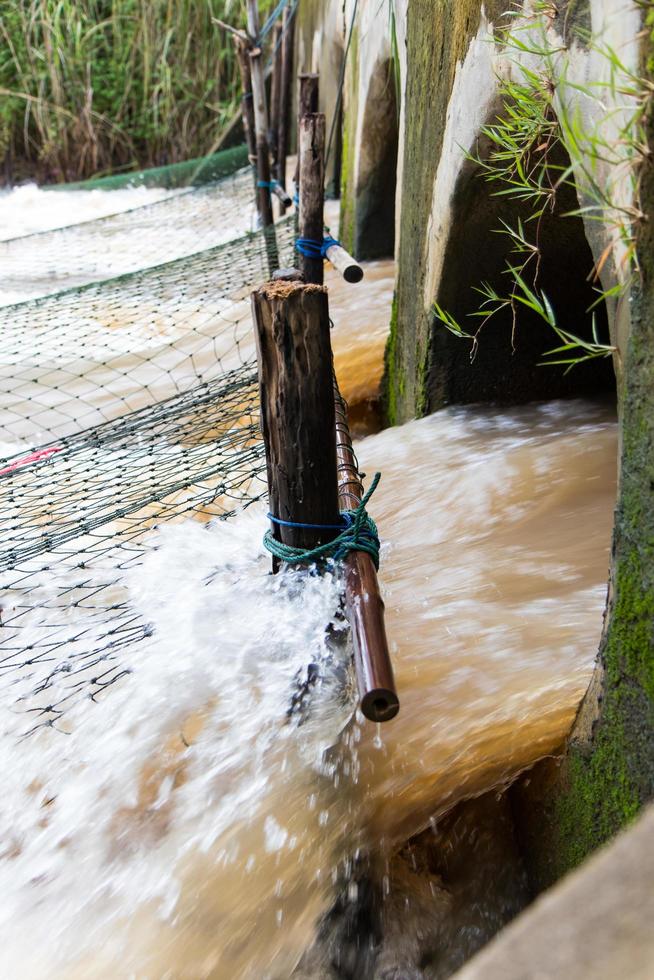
257,0,290,44
264,473,381,569
264,0,299,69
267,514,345,531
295,235,341,259
257,179,279,189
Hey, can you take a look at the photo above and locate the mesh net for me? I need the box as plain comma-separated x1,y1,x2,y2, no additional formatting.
1,217,294,446
0,371,268,736
54,143,250,191
1,195,297,732
0,166,260,304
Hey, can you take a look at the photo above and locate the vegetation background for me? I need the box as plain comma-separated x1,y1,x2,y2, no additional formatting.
0,0,271,183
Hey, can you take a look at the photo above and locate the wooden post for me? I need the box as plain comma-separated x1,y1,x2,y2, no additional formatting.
294,73,319,192
298,73,319,126
269,23,283,165
275,3,295,215
252,280,340,552
333,379,399,722
246,1,274,228
235,38,257,167
298,113,325,286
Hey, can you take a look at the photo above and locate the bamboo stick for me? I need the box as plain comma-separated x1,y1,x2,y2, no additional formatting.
275,4,295,215
333,380,399,722
246,0,274,228
252,279,340,554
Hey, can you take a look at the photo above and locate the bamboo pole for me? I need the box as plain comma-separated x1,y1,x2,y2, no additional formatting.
275,3,296,215
294,73,319,192
246,0,274,228
333,380,399,722
298,113,325,286
235,38,257,167
269,23,283,165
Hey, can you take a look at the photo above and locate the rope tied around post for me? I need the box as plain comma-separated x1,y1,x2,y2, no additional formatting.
264,472,382,569
295,235,341,259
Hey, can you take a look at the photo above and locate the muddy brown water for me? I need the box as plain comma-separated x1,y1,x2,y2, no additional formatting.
0,206,617,977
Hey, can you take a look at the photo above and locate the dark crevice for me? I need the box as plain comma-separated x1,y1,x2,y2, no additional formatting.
354,58,399,260
427,128,616,409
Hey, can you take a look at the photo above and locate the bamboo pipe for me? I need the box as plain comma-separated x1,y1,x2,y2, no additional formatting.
333,378,399,722
324,241,364,283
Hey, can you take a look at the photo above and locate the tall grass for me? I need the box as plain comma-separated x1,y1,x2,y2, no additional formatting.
0,0,269,183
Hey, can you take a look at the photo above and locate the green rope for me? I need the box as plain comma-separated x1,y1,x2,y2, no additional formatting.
264,472,382,569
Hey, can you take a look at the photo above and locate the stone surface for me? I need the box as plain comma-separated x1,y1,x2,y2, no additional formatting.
453,803,654,980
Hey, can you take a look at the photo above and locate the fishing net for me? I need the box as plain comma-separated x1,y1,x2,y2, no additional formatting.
56,143,250,191
0,206,297,732
0,217,294,445
0,370,268,736
0,165,259,305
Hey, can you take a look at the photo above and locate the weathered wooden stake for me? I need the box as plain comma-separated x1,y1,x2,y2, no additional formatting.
235,38,257,167
246,1,274,229
269,23,283,165
275,4,296,214
294,73,319,192
298,113,326,286
252,280,340,552
298,73,320,128
333,379,399,722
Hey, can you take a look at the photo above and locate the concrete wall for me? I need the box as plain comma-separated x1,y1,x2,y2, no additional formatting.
298,0,640,420
297,0,654,900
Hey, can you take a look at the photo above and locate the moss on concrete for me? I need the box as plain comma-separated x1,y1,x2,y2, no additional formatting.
381,292,400,426
382,0,506,424
512,22,654,890
339,26,359,256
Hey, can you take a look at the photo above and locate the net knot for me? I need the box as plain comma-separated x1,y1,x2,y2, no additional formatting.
263,472,381,569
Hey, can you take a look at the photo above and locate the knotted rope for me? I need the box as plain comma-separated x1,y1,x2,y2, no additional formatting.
264,472,381,569
295,235,340,259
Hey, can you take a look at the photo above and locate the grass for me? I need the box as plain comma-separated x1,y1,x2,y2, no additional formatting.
0,0,276,183
432,4,650,371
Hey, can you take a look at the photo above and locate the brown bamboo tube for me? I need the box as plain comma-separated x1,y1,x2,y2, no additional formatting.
334,379,399,722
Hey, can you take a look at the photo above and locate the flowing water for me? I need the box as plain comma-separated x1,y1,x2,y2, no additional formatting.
0,190,617,978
